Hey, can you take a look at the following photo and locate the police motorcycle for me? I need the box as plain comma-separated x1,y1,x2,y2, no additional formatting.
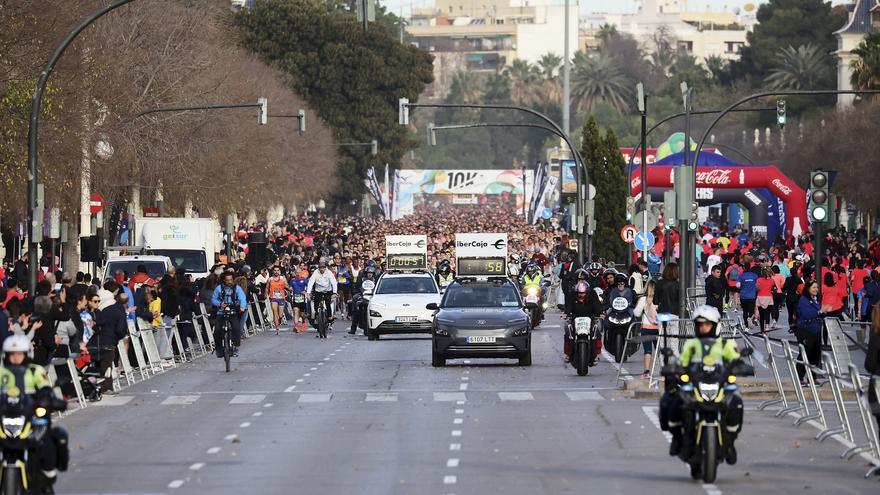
602,274,639,363
520,265,550,328
568,315,601,376
660,346,754,483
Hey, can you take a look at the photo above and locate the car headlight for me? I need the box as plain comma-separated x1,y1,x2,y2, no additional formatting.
435,326,450,336
512,326,529,336
369,310,382,318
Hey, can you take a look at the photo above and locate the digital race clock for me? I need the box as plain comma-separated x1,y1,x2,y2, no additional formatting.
456,257,506,277
386,253,427,270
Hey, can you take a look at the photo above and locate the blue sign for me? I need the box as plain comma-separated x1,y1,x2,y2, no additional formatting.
634,231,655,251
541,208,553,220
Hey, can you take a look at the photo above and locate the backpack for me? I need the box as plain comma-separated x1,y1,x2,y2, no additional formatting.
728,266,740,282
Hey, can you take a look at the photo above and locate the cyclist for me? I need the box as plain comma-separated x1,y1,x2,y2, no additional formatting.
288,262,310,333
266,266,289,334
211,271,247,358
306,261,338,337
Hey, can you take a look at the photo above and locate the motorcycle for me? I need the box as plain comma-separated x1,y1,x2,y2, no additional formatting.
661,347,754,483
568,317,600,376
521,281,550,327
357,280,378,340
602,296,638,363
0,391,68,494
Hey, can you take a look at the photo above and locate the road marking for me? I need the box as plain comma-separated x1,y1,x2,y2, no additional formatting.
449,443,461,451
206,447,221,455
456,400,466,405
239,422,251,428
90,395,134,406
365,392,398,402
459,383,468,391
434,392,467,402
189,463,205,471
310,367,318,371
318,362,325,366
461,376,469,381
463,360,471,364
642,406,722,495
263,403,273,408
446,458,460,467
323,358,330,361
161,395,200,405
295,379,305,383
229,394,265,404
498,392,534,401
454,409,464,414
453,418,463,424
252,411,263,417
224,434,238,441
168,480,185,488
298,393,333,403
451,430,462,437
304,373,312,377
443,475,457,485
565,391,604,401
601,350,633,381
329,353,336,356
284,386,297,393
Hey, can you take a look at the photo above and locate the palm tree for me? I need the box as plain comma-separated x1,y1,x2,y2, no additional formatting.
447,70,482,103
597,23,618,51
504,59,540,104
850,32,880,91
764,44,833,90
570,51,631,114
537,52,562,79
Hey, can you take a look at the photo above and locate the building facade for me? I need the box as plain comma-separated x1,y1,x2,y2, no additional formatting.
835,0,879,108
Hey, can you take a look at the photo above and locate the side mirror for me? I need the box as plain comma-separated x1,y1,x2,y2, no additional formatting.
425,303,439,311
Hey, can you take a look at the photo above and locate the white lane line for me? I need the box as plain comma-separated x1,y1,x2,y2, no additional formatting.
446,458,460,468
454,409,464,414
263,403,274,408
168,480,185,489
461,376,469,381
365,392,399,402
229,394,265,404
453,418,463,425
310,367,318,371
565,391,604,401
240,422,251,428
443,475,457,485
641,406,721,495
224,434,238,441
601,350,633,381
296,378,305,383
329,353,336,356
459,383,468,391
284,385,297,393
451,430,462,437
498,392,534,401
456,400,466,405
161,395,200,405
323,358,331,361
318,362,325,366
189,462,205,471
449,443,461,451
252,411,263,417
90,395,135,406
304,373,312,377
298,393,333,403
434,392,467,402
206,447,221,455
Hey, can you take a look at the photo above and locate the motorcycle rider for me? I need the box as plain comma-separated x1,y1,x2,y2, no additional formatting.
603,274,636,313
0,334,68,494
520,262,545,320
349,266,378,335
435,260,455,290
507,254,522,279
564,278,602,364
662,305,744,465
585,262,605,290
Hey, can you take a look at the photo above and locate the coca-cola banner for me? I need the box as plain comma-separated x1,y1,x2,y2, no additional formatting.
631,165,807,237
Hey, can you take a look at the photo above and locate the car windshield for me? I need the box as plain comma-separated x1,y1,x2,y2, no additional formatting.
442,284,521,308
149,249,207,274
376,277,437,295
105,260,167,280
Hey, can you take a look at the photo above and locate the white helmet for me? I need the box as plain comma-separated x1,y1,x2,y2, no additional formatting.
692,305,721,338
2,335,31,354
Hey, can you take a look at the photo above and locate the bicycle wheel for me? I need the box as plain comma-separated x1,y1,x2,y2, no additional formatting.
317,306,327,339
223,320,232,373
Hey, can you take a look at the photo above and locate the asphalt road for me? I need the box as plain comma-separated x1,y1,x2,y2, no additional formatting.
57,312,877,494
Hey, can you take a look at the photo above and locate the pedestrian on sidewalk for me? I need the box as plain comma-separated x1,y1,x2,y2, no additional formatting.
704,265,725,316
755,268,775,334
866,303,880,433
795,281,831,382
635,280,659,379
738,266,759,329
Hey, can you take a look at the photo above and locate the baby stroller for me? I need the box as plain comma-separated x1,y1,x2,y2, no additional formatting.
77,340,107,402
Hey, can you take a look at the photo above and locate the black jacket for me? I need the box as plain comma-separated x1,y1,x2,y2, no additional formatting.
655,278,680,315
705,275,725,308
95,303,129,350
866,329,879,376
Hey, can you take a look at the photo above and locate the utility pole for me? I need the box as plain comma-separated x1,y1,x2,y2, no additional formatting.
679,83,694,318
562,0,571,137
637,83,648,264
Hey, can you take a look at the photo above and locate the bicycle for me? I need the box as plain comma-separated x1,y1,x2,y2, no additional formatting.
218,307,236,372
311,292,333,339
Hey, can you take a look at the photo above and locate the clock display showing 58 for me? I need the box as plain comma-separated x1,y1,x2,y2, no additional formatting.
457,257,505,276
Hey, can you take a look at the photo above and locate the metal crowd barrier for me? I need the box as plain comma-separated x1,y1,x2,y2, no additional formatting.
754,318,880,479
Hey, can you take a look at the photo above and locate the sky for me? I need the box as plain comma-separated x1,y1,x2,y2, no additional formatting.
380,0,852,17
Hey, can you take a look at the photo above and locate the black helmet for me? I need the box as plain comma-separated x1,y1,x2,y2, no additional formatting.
588,262,602,272
575,269,588,280
439,260,451,272
614,273,628,286
364,266,377,276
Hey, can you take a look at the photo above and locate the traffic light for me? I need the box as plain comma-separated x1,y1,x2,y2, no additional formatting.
257,97,268,125
809,170,829,223
687,201,699,231
626,196,635,221
297,109,306,135
371,139,378,156
398,97,409,125
776,100,786,128
585,199,596,235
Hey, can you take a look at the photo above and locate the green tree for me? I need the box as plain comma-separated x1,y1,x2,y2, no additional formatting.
571,52,632,114
763,44,833,90
504,59,540,105
235,0,433,201
851,31,880,92
537,53,562,79
733,0,846,86
580,116,627,261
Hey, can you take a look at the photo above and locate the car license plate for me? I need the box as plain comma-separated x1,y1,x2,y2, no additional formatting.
395,316,417,323
466,336,496,344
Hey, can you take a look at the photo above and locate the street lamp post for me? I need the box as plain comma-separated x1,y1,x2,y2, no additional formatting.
26,0,140,291
400,100,590,264
120,101,273,125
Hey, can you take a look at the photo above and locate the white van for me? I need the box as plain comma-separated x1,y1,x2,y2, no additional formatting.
104,255,173,282
133,217,220,280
